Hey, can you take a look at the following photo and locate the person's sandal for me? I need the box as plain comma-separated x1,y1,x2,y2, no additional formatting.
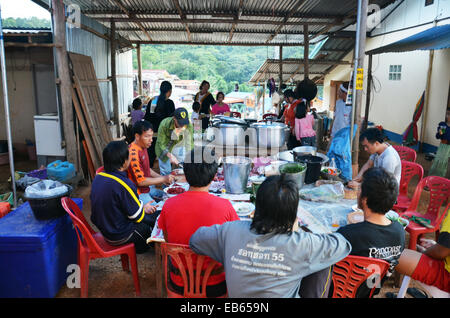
407,287,428,298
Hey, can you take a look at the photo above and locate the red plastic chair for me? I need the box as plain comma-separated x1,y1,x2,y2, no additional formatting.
95,166,104,174
392,145,417,162
61,197,141,298
160,242,227,298
262,113,278,121
393,161,424,212
230,111,241,118
331,255,390,298
398,176,450,250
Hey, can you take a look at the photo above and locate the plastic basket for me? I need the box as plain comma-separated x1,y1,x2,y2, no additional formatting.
0,192,13,206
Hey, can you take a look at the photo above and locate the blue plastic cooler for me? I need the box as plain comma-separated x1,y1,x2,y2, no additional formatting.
0,198,82,297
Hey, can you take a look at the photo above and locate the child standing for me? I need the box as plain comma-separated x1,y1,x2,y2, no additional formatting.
294,102,316,146
131,98,144,125
191,101,201,121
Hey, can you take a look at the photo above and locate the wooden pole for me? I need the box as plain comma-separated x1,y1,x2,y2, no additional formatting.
51,0,78,168
137,43,143,96
278,46,283,93
419,50,434,153
351,0,368,171
363,54,373,131
304,24,309,79
110,20,120,138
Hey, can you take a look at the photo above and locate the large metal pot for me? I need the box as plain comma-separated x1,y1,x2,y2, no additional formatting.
250,122,289,148
212,123,246,146
278,162,307,190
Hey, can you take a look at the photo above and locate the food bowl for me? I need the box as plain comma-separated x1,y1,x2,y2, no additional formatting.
231,202,255,217
320,167,342,181
163,183,189,197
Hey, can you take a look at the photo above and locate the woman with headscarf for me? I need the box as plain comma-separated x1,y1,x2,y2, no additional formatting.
144,80,175,167
194,80,216,130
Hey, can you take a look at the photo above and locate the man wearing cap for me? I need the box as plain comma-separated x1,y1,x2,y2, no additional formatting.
330,82,351,140
155,107,194,176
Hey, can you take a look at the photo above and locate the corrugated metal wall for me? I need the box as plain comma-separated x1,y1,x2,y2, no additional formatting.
65,13,133,119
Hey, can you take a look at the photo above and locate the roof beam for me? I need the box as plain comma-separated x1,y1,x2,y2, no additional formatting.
172,0,191,41
266,0,306,43
95,17,343,26
228,0,244,43
84,9,346,21
133,40,307,46
110,0,152,42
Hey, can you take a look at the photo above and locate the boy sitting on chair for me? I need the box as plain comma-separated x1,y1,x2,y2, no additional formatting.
90,141,158,254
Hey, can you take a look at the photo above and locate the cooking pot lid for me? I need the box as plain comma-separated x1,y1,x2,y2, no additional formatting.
250,122,287,129
219,116,248,125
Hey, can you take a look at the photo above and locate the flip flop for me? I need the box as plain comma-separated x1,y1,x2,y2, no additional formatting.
407,287,428,298
385,292,397,298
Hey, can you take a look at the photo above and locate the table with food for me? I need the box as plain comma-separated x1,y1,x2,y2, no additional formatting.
148,145,409,243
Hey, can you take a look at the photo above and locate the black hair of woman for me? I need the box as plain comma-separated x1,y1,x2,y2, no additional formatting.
156,80,172,111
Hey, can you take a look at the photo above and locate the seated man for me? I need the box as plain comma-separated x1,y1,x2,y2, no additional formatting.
348,128,401,189
394,212,450,293
128,120,175,205
157,147,240,297
189,174,351,298
90,141,158,254
337,167,405,297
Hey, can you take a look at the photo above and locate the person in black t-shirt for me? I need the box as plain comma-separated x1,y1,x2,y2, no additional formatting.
336,167,405,298
144,81,175,167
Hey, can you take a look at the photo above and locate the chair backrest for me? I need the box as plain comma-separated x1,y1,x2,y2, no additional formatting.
95,166,104,174
407,176,450,225
331,255,390,298
61,197,104,253
393,145,417,162
161,242,225,298
230,111,241,118
399,161,424,196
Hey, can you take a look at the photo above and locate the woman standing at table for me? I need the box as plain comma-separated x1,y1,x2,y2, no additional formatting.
211,92,231,116
194,80,216,130
144,81,175,167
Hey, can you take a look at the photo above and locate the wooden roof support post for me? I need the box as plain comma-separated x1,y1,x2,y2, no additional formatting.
110,19,120,138
137,43,143,96
363,54,373,131
51,0,78,168
304,24,309,80
419,49,434,153
278,46,283,94
351,0,368,173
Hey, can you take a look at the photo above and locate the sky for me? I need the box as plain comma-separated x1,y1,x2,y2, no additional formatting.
1,0,50,19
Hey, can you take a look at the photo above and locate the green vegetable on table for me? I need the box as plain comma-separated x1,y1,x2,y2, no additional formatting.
280,165,305,174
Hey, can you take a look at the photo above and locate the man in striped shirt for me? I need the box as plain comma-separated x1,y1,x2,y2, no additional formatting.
128,120,175,205
91,141,159,253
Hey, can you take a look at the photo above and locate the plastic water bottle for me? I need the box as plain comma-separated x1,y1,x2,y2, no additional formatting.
331,158,336,169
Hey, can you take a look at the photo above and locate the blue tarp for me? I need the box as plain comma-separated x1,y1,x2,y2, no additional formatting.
327,124,357,182
366,24,450,55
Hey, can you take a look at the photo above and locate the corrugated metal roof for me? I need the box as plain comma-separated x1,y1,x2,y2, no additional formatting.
57,0,395,46
366,24,450,54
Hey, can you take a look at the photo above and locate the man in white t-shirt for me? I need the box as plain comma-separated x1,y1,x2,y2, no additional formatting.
348,128,401,189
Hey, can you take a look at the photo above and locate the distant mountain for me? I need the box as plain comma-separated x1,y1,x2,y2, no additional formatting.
2,17,51,29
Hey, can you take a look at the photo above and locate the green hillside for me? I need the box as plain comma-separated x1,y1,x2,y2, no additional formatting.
133,45,309,93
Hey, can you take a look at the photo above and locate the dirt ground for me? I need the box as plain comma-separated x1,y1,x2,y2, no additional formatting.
0,145,447,298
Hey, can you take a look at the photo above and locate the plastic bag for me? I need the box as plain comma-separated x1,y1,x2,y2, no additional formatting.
299,183,344,202
25,180,69,199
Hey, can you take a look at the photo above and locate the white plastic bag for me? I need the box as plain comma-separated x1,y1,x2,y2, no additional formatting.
25,180,69,199
299,183,345,202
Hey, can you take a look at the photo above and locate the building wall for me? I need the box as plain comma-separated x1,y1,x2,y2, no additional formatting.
323,0,450,150
0,47,55,152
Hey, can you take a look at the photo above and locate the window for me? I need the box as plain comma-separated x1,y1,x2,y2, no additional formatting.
425,0,434,6
389,65,402,81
